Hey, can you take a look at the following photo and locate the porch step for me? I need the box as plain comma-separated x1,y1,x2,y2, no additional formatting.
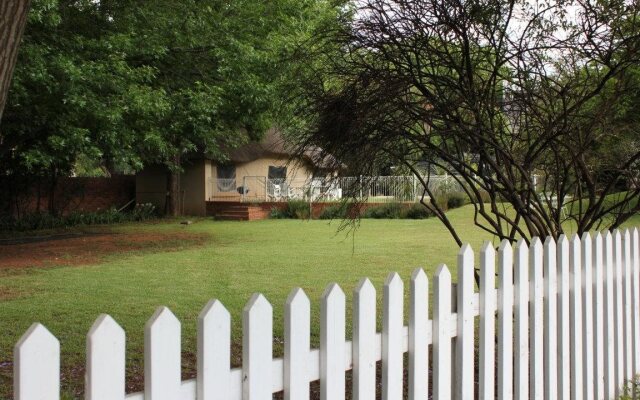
207,202,271,221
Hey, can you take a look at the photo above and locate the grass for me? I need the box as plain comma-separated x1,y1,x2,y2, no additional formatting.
0,204,638,397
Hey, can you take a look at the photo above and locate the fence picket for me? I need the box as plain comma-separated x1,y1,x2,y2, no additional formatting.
581,233,594,400
633,228,640,385
529,238,544,400
354,278,377,400
242,294,272,400
613,230,625,397
14,323,60,400
383,273,404,400
198,300,231,400
321,283,346,400
144,307,181,400
604,231,616,400
593,232,605,400
543,237,557,400
514,240,529,400
479,242,496,400
622,229,633,385
557,234,571,400
456,245,475,400
569,235,584,400
409,268,429,400
433,264,453,400
497,241,514,400
285,288,311,400
86,314,125,400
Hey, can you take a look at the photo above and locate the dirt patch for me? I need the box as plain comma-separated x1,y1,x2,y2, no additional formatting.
0,231,208,270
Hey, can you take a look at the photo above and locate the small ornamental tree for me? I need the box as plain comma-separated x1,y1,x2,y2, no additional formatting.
288,0,640,244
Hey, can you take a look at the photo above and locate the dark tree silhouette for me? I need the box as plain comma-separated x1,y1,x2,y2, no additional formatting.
290,0,640,244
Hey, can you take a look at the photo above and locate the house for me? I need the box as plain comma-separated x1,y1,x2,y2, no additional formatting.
136,129,341,216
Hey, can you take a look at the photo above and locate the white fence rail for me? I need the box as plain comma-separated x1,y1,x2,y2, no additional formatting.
211,175,466,203
12,228,640,400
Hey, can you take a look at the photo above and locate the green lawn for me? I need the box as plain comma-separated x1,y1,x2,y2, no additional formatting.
0,205,638,397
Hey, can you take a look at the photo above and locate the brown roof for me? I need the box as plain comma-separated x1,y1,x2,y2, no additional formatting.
228,129,342,170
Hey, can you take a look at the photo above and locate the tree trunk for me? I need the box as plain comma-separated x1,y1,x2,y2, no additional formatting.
0,0,31,122
166,154,181,216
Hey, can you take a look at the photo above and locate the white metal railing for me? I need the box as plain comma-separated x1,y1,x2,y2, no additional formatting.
209,175,466,203
11,228,640,399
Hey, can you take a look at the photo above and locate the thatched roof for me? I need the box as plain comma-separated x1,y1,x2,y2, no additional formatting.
228,129,342,170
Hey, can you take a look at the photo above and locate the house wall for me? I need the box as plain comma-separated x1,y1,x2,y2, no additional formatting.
209,157,314,201
181,159,206,216
136,159,208,216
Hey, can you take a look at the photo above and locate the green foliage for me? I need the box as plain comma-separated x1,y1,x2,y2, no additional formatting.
269,200,311,219
446,193,468,209
318,204,349,220
363,202,404,219
402,203,433,219
0,203,157,231
287,200,311,219
1,0,342,184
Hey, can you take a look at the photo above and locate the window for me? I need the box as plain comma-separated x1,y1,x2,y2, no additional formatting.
216,165,236,192
268,166,287,180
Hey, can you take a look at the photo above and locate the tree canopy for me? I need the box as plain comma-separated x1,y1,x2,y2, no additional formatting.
287,0,640,243
1,0,342,214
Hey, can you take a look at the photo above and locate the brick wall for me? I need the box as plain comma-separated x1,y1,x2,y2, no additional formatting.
11,176,135,216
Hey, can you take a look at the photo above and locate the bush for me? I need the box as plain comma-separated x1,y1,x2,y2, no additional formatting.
318,204,349,220
287,200,311,219
269,207,289,219
402,203,433,219
0,203,158,232
363,202,403,219
268,201,311,219
446,192,468,209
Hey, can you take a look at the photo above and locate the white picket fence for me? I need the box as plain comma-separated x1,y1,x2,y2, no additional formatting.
12,228,640,400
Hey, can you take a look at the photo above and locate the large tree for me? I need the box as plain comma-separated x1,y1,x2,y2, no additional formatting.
0,0,31,120
1,0,339,216
288,0,640,244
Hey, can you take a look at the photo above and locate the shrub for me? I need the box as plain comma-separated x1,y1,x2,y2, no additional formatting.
446,192,468,209
363,202,403,219
318,204,349,220
402,203,433,219
269,207,289,219
287,200,311,219
0,203,158,232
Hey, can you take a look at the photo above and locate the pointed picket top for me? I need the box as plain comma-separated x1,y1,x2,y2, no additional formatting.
323,282,346,303
384,271,403,290
88,313,124,339
355,277,376,297
244,293,272,314
146,306,180,331
16,322,58,351
199,299,230,322
498,239,512,253
530,236,543,252
286,287,310,307
87,314,125,400
544,235,556,255
570,233,582,253
459,243,474,267
15,323,60,400
411,267,428,285
515,238,529,260
145,306,181,400
558,234,569,251
480,241,495,258
435,263,452,282
197,299,230,400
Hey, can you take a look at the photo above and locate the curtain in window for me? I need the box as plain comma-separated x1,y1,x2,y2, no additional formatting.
216,165,236,192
